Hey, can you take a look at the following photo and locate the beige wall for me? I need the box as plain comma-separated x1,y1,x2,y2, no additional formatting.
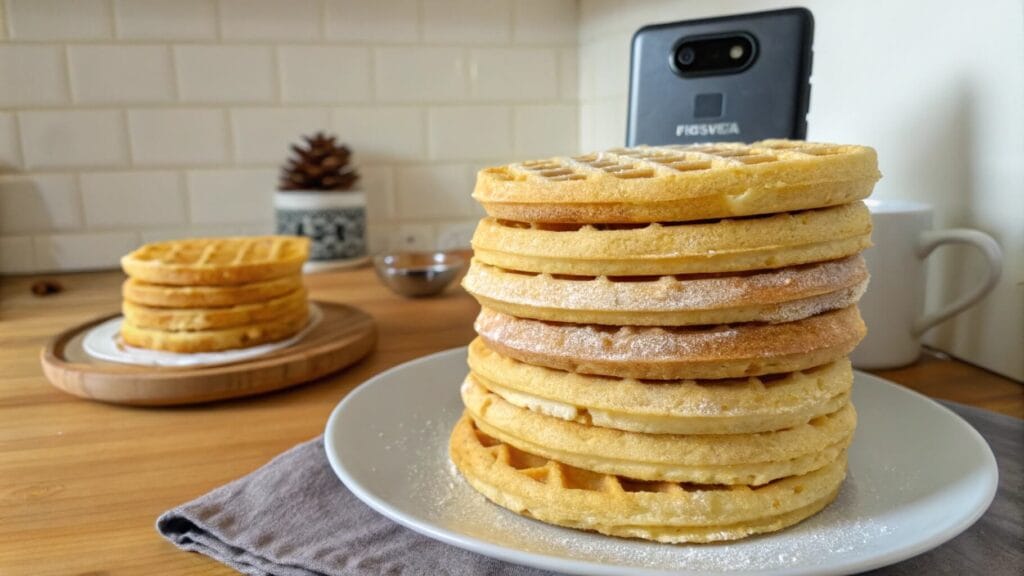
0,0,579,272
577,0,1024,380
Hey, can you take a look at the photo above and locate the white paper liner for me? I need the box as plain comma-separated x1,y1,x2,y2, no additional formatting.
83,303,323,368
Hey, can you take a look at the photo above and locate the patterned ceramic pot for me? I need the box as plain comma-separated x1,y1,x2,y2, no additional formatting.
274,190,368,272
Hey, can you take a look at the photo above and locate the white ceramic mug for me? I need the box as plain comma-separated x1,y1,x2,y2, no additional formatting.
851,199,1002,369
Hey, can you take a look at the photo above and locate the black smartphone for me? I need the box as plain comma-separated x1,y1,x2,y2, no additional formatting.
626,8,813,146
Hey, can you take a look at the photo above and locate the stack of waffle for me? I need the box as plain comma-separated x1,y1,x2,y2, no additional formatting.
119,236,310,353
451,140,880,543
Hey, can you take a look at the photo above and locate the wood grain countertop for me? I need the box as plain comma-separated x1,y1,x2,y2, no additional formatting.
1,267,1020,575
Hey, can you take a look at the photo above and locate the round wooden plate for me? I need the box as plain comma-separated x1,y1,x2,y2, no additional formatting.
40,301,377,406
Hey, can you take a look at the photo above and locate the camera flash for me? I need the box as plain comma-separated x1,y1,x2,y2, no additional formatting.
729,45,744,59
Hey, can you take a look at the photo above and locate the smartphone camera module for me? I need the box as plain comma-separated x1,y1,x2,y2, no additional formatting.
671,33,757,77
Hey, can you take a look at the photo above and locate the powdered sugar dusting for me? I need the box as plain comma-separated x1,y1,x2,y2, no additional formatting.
464,256,868,321
399,397,899,574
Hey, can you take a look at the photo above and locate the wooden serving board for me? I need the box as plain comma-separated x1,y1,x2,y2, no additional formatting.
40,301,377,406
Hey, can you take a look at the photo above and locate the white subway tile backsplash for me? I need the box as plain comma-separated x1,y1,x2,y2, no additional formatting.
332,107,425,163
231,108,330,165
375,47,467,103
0,174,80,234
325,0,418,43
389,223,435,252
514,104,577,157
422,0,511,44
428,106,512,160
6,0,112,40
359,165,395,223
187,169,276,224
114,0,218,40
436,219,477,250
0,113,21,171
514,0,577,44
128,109,229,166
585,34,631,99
220,0,320,41
175,46,275,103
68,46,175,104
80,171,186,228
34,231,140,272
0,46,69,107
470,48,558,101
279,46,372,104
395,164,474,219
559,48,578,99
0,236,35,274
20,111,129,169
0,0,582,273
139,223,272,243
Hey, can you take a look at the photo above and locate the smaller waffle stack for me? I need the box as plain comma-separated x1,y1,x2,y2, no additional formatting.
119,236,310,353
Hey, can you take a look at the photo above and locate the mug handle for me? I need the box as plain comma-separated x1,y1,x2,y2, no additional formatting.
913,229,1002,336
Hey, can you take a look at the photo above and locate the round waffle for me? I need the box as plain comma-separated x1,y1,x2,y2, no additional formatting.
475,306,866,380
474,140,880,224
467,338,853,435
463,256,868,326
122,288,307,332
471,202,872,276
123,275,303,308
462,378,855,485
120,305,309,353
450,414,847,543
121,236,309,286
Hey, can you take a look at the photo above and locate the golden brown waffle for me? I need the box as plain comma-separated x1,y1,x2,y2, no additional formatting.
467,338,853,435
121,236,309,286
123,275,303,308
471,202,872,276
450,414,847,543
122,288,307,331
474,140,879,224
463,256,868,326
463,378,855,485
475,306,866,380
120,305,309,353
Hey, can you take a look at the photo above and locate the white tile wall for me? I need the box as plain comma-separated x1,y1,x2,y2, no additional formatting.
0,0,578,273
6,0,113,40
422,0,512,44
230,108,330,164
128,109,229,165
470,48,559,101
68,45,176,103
375,47,467,102
0,174,81,233
219,0,321,41
175,46,276,103
114,0,218,40
325,0,418,43
331,107,425,163
19,110,129,168
0,112,20,169
428,106,512,160
0,45,69,107
278,46,372,103
186,169,277,224
80,171,186,228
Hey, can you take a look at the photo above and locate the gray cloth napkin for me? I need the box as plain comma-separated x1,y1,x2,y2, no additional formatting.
157,401,1022,576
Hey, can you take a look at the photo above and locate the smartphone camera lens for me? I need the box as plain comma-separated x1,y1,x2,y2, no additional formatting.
671,35,756,77
676,46,696,67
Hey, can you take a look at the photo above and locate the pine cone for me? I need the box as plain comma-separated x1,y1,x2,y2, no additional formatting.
279,132,360,191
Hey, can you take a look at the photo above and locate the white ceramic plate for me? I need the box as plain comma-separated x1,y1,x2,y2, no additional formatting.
324,347,998,576
82,304,323,367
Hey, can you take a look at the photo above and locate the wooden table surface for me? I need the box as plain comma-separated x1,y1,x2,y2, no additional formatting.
1,267,1021,576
